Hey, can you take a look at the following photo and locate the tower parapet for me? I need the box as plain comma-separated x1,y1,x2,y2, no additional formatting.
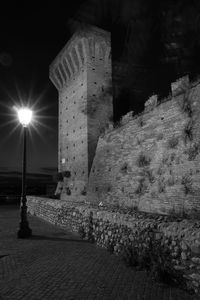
49,25,113,200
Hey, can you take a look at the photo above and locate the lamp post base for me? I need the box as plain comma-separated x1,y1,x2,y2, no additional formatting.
18,204,32,238
17,223,32,238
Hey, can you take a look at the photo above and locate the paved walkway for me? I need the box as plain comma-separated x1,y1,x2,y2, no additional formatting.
0,205,199,300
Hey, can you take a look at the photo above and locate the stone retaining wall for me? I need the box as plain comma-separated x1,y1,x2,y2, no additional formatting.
27,196,200,294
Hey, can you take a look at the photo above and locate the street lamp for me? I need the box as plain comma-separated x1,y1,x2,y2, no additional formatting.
17,107,32,238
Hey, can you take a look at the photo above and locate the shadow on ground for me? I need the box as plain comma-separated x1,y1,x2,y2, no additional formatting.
0,255,9,259
30,234,88,243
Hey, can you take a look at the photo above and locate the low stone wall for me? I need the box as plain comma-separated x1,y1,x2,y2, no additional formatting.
27,196,200,294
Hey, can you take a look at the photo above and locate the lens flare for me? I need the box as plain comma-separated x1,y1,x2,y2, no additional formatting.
17,108,32,127
0,82,57,146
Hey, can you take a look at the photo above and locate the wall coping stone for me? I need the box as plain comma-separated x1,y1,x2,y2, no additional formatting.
27,196,200,241
100,77,199,141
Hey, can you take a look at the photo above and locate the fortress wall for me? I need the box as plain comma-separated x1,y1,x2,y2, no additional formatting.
87,80,200,215
49,26,112,200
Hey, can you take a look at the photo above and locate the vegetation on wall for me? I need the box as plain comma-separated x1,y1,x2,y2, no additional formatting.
144,168,155,184
138,116,144,127
181,174,194,195
183,120,193,143
63,171,71,178
66,187,71,195
166,175,175,187
157,132,163,141
157,166,164,176
181,91,193,117
158,178,166,193
137,153,151,168
81,186,87,196
185,143,200,160
135,178,148,196
168,136,179,149
120,162,129,174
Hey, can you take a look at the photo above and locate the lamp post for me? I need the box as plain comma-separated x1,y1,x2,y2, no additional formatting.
17,108,32,238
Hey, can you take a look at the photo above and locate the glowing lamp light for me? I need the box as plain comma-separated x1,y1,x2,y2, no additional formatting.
17,108,32,127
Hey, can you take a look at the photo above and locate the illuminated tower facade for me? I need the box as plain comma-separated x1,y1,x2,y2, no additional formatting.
49,26,112,200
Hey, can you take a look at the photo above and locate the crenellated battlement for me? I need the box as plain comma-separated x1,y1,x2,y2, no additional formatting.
49,25,111,91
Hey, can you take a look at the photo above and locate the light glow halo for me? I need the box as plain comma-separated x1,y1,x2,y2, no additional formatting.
17,107,33,127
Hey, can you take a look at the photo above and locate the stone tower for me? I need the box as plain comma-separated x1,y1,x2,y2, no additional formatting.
49,26,113,200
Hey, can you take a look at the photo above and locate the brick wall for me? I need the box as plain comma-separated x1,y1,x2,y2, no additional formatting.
49,26,113,201
87,80,200,215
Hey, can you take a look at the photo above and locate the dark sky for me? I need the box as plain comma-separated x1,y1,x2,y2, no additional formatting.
0,0,84,175
1,0,200,176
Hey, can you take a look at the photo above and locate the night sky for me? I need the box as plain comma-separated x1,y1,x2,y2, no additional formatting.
1,0,200,177
0,1,84,175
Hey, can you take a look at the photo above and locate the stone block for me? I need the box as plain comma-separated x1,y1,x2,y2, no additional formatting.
144,95,158,112
191,243,200,254
171,75,190,97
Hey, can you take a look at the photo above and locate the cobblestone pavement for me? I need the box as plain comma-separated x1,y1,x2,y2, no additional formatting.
0,205,199,300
